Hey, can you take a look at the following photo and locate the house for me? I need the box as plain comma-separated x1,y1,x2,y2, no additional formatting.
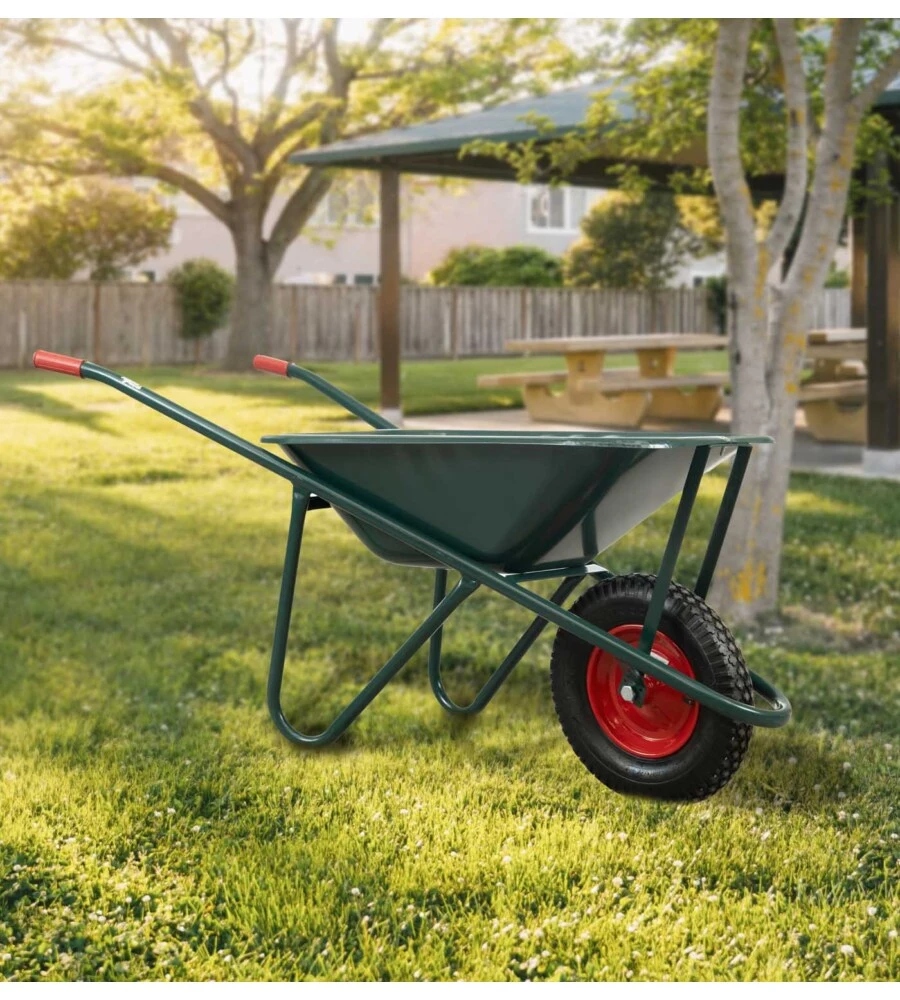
136,176,727,287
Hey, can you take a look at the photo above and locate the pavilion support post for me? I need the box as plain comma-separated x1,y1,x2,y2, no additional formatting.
863,159,900,475
850,212,866,328
378,167,402,425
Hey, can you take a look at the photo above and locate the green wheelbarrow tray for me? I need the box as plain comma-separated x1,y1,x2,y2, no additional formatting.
266,430,753,572
31,349,791,801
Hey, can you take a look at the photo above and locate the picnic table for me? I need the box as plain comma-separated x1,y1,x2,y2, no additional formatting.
477,333,727,427
801,328,867,443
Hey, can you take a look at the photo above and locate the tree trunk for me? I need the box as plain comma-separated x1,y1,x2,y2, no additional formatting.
224,222,275,371
711,285,806,622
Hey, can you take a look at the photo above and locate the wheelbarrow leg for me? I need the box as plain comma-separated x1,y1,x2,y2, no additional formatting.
267,491,479,747
620,446,710,706
428,571,585,715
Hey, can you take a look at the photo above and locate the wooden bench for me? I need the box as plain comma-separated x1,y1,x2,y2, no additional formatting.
477,368,728,426
573,372,728,393
799,378,867,443
476,370,567,389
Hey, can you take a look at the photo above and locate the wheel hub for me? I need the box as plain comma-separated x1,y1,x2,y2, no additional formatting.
586,624,699,758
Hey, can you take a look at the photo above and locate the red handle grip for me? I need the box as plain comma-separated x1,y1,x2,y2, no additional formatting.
253,354,290,376
33,350,85,378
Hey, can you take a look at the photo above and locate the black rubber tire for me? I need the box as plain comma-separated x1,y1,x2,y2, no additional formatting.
550,574,753,801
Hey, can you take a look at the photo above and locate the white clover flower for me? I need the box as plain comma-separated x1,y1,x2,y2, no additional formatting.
840,944,855,957
501,855,512,864
350,887,361,897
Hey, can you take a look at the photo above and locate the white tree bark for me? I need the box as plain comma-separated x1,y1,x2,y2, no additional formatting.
707,19,900,622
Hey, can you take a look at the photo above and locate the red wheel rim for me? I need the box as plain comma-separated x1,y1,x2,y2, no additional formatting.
586,624,699,758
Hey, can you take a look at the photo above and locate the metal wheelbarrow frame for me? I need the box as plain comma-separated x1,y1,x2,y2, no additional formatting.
31,350,791,798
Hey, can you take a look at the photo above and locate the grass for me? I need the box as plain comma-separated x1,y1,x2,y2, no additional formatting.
0,360,897,982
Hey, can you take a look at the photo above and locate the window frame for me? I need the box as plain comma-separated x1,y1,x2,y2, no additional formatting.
525,185,585,235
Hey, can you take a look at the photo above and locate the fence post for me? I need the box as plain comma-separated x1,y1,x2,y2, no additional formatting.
353,295,364,363
17,309,28,369
289,285,300,360
450,287,459,359
92,283,103,364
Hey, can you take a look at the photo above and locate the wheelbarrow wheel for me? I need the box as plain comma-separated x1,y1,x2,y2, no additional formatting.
550,574,753,801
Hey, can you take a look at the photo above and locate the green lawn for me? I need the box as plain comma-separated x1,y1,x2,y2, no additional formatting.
0,362,897,982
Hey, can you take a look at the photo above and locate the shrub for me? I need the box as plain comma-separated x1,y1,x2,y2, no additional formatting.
429,244,563,287
169,259,235,348
824,263,850,289
563,192,702,290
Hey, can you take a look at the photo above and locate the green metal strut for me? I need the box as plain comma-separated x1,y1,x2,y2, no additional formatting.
428,569,585,715
266,491,481,747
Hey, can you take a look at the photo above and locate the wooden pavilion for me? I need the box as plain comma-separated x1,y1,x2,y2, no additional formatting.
294,81,900,468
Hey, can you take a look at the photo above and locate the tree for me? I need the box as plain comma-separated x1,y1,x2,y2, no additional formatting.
554,19,900,622
703,20,900,621
0,179,173,280
563,191,701,289
169,258,234,362
429,244,563,286
0,18,575,368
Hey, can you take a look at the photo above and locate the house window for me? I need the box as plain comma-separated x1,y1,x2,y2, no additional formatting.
314,177,378,228
353,274,375,286
527,185,597,233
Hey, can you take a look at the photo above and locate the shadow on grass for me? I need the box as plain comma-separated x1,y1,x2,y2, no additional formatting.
0,383,115,434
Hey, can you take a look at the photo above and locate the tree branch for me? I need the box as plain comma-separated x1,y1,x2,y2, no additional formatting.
267,168,332,271
852,43,900,116
136,19,258,177
784,21,862,300
0,105,233,227
707,20,758,281
144,164,232,226
764,19,809,267
2,22,147,75
257,100,330,161
253,18,304,142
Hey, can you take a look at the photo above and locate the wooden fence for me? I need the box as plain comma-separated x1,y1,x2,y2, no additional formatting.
0,280,851,368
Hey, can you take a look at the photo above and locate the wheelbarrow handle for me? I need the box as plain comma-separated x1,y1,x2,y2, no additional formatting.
33,350,85,378
31,351,300,483
253,354,396,430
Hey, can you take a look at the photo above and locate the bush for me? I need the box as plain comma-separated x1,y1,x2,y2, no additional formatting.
169,259,234,343
705,275,729,334
563,192,701,290
824,263,850,289
429,244,563,287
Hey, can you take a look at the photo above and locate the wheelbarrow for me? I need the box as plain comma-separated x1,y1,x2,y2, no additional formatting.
32,349,791,801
